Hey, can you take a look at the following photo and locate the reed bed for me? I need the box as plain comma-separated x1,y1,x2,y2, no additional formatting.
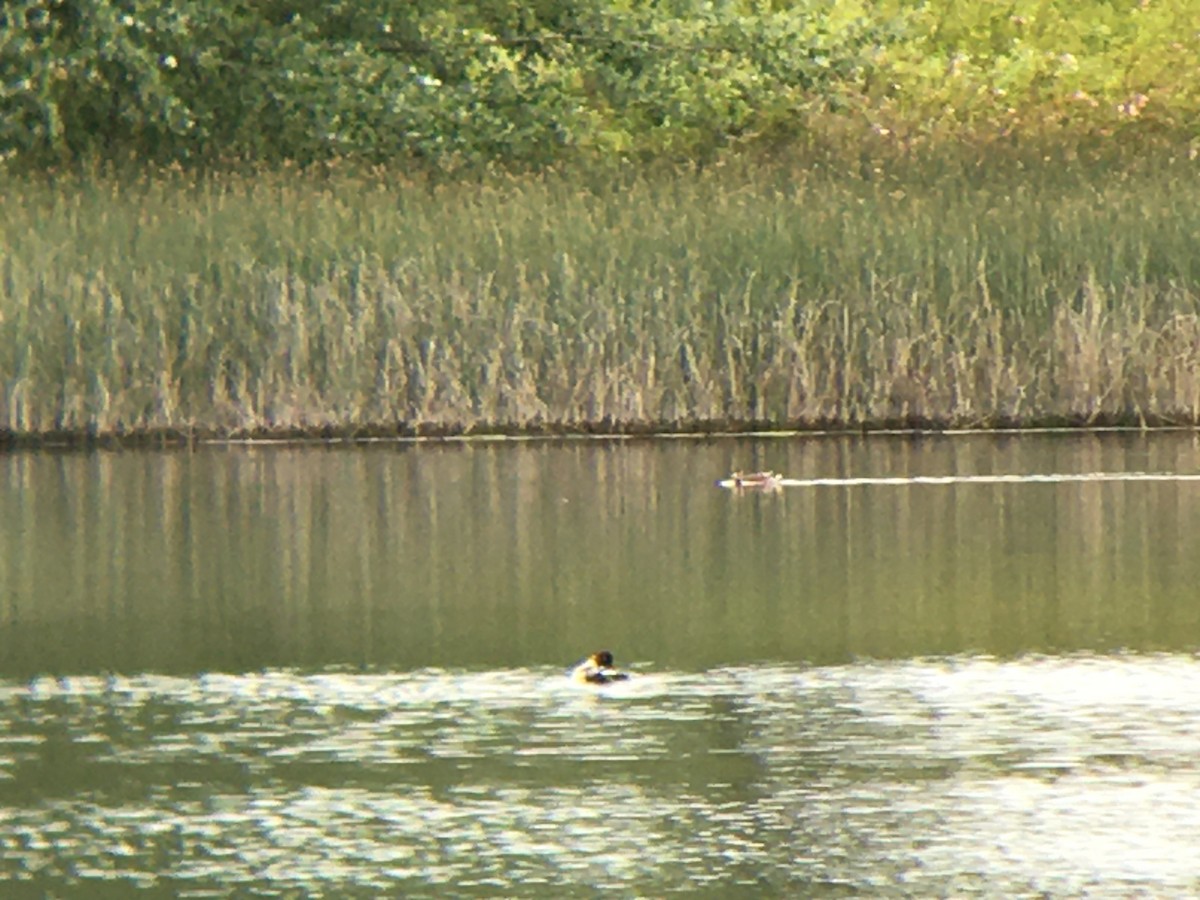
2,151,1200,440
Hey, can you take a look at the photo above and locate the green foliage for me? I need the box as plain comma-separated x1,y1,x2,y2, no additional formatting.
1,0,889,168
5,0,1194,169
870,0,1200,140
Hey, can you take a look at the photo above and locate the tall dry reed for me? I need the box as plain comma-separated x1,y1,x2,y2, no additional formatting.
2,152,1199,439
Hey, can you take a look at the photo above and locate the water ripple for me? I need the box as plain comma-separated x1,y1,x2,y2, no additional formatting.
1,654,1199,896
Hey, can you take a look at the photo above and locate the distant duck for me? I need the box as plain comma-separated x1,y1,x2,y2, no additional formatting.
725,470,784,493
571,650,631,685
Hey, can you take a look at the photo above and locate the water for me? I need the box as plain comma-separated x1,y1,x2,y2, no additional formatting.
2,433,1200,896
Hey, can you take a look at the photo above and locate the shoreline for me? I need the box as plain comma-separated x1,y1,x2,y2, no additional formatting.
4,418,1198,452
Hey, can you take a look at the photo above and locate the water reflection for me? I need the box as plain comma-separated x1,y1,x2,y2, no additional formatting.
3,434,1200,893
1,655,1198,896
3,433,1200,676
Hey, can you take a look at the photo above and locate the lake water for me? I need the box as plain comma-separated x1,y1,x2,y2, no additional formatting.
2,433,1200,896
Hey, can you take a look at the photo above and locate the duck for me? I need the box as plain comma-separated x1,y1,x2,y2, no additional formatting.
727,470,784,493
571,650,631,685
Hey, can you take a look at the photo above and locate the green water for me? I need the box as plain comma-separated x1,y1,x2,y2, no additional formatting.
2,434,1200,896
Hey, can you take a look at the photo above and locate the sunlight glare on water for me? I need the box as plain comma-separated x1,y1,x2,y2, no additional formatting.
2,654,1199,896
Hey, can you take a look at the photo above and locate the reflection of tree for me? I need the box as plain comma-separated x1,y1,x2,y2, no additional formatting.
3,435,1200,677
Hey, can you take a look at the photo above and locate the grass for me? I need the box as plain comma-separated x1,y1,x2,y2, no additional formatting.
2,146,1200,442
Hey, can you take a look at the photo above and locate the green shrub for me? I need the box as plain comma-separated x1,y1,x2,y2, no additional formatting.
870,0,1200,142
0,0,890,168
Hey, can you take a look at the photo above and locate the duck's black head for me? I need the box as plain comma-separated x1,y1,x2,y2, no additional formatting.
592,650,615,668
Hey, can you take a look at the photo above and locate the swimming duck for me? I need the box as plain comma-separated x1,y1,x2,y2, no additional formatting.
571,650,631,685
726,470,784,493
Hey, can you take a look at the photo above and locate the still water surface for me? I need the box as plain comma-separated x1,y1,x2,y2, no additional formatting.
2,433,1200,896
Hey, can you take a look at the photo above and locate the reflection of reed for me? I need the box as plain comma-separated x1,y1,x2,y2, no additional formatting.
2,435,1200,676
